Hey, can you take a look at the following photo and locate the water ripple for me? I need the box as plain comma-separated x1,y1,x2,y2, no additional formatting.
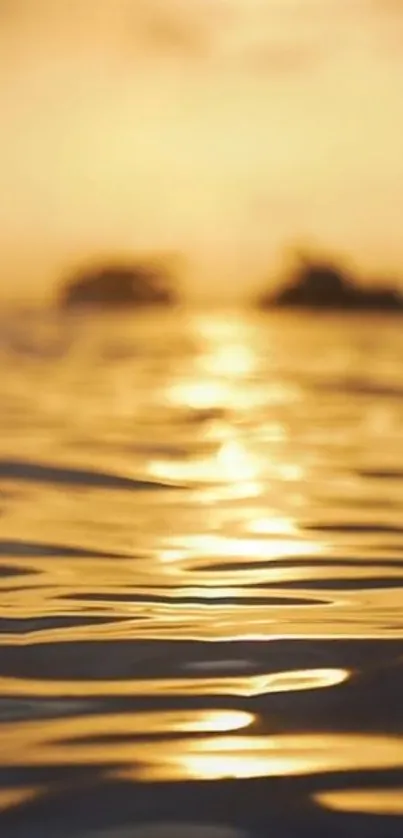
0,311,403,837
0,459,183,492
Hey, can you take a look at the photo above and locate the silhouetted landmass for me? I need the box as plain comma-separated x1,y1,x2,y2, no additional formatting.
257,256,403,313
59,261,178,310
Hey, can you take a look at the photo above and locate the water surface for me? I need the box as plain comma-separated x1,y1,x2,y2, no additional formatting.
0,309,402,837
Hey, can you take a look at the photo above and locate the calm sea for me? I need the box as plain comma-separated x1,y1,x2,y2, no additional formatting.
0,308,402,837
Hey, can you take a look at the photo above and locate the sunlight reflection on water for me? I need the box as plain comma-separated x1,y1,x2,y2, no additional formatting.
0,310,402,836
118,733,403,783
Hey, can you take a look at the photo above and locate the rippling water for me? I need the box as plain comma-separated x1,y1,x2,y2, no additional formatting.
0,308,402,837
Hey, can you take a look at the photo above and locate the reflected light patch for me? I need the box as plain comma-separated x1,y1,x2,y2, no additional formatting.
165,340,264,412
192,315,260,354
149,436,264,491
167,379,231,411
315,788,403,816
200,343,257,378
249,667,348,697
78,709,252,737
202,481,263,502
217,439,262,482
0,787,41,812
183,710,253,734
247,515,299,536
159,549,188,563
124,733,403,783
279,464,304,482
178,532,321,562
1,711,258,777
0,668,348,701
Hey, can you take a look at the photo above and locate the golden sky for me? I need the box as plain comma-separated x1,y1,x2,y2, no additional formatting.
0,0,403,301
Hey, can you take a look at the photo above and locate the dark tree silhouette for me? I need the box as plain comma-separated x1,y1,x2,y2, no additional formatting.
257,253,403,312
59,261,178,310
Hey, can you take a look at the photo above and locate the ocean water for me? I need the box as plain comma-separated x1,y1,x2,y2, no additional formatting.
0,307,402,837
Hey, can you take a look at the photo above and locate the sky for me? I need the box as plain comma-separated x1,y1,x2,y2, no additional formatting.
0,0,403,302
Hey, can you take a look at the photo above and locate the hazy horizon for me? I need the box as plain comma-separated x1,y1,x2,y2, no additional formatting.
1,0,403,302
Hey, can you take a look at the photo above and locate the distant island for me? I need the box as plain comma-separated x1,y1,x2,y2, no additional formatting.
59,261,179,311
257,256,403,313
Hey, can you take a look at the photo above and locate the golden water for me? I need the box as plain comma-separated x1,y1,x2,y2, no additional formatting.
0,309,402,837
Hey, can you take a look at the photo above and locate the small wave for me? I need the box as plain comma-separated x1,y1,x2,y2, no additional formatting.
305,523,403,535
59,591,324,607
0,539,131,560
197,557,403,573
0,616,126,635
358,469,403,482
313,378,403,399
0,698,93,723
0,639,400,683
0,459,184,492
253,578,403,592
0,564,33,578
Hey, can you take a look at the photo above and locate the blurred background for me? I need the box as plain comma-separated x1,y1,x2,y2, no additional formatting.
1,0,403,303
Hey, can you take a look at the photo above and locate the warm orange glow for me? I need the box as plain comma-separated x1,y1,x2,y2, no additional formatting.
1,3,402,301
151,314,305,507
0,668,347,700
169,532,320,563
1,696,402,784
118,733,403,783
315,788,403,817
0,788,41,813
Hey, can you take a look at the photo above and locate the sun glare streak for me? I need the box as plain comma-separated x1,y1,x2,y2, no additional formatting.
165,314,264,412
0,668,348,701
153,320,268,489
167,379,231,411
150,315,324,562
117,732,403,783
185,710,253,734
247,516,299,536
166,531,321,563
